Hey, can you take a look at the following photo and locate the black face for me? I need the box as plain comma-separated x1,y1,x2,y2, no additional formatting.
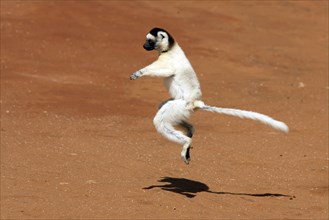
143,39,155,51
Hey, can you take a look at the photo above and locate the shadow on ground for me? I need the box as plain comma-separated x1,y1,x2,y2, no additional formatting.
143,177,294,199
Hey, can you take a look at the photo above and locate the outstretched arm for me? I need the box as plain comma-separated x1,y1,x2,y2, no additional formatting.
130,60,174,80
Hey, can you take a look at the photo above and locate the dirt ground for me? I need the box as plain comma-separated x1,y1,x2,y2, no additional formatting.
1,1,328,219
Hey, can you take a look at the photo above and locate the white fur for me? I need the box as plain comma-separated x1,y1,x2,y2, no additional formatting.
146,33,155,40
131,29,288,164
139,43,202,102
193,101,289,133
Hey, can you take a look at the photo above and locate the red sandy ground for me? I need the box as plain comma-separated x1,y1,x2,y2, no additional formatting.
1,1,328,219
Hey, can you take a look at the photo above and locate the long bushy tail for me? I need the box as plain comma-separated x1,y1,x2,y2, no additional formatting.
194,101,289,133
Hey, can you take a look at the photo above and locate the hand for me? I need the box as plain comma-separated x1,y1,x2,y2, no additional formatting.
130,70,142,80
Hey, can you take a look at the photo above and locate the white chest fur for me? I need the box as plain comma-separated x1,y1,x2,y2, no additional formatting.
160,44,202,102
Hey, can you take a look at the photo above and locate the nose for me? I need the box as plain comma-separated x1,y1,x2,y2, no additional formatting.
143,41,154,51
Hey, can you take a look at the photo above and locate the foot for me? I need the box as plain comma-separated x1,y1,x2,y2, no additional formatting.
181,145,191,164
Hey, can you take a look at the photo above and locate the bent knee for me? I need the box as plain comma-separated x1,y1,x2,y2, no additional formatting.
158,98,174,110
153,115,161,127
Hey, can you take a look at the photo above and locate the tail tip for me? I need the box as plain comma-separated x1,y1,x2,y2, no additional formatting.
278,122,289,134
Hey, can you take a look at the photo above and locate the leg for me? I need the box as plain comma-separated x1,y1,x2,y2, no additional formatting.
159,99,195,138
158,98,174,110
180,121,195,138
153,100,193,164
179,121,194,161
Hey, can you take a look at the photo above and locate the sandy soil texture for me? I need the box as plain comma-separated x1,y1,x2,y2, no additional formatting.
1,1,328,219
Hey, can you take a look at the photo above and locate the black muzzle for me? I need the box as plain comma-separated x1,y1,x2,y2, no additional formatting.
143,40,155,51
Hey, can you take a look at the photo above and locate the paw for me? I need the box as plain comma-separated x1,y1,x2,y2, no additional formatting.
130,70,142,80
181,146,191,164
130,73,138,80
